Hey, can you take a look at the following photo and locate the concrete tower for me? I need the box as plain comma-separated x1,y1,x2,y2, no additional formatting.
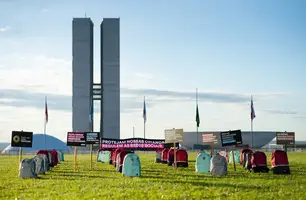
72,17,120,140
72,18,94,132
100,18,120,139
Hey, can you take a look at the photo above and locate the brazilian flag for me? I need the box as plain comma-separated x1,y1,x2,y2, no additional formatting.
196,104,200,127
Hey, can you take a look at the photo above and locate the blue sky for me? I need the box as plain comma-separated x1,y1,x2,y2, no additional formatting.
0,0,305,142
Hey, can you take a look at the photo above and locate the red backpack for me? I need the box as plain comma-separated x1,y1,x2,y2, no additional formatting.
251,151,267,167
271,150,289,167
240,148,253,166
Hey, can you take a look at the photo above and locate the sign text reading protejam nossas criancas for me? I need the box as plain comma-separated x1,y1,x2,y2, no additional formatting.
101,138,165,149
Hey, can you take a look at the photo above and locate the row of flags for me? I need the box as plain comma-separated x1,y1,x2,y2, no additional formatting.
251,96,256,121
45,97,96,124
196,95,256,127
89,100,94,123
142,94,256,127
195,95,256,127
44,93,256,131
44,97,48,149
45,97,48,125
44,96,145,128
44,97,95,131
143,97,147,123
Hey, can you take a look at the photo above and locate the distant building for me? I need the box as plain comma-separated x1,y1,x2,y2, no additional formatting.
295,141,306,148
263,140,306,149
181,131,276,149
0,143,9,152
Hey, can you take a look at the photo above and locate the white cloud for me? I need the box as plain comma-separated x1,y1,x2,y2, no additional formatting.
0,106,73,143
0,26,11,33
121,72,168,89
133,73,153,80
0,53,72,95
0,53,305,142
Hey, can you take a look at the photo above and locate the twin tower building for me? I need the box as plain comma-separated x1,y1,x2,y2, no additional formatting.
72,18,120,139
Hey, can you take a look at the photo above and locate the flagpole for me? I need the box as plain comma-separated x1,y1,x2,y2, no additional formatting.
251,95,253,149
144,96,146,140
89,98,94,170
196,88,198,145
44,96,47,150
44,121,46,149
251,119,253,148
90,98,94,132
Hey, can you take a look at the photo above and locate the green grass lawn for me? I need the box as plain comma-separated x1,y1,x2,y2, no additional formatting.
0,152,305,200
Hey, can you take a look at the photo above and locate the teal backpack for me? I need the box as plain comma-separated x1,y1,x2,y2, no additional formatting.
122,153,141,177
56,151,64,162
195,152,211,174
155,151,162,163
97,151,103,162
98,151,111,163
228,150,240,164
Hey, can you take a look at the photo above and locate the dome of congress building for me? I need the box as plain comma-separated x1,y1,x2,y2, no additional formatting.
1,134,72,154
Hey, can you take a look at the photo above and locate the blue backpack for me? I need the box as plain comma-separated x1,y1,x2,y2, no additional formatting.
98,151,111,163
122,153,141,177
229,151,240,164
195,152,211,174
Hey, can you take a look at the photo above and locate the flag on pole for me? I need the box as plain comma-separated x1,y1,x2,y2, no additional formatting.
143,97,147,123
89,100,94,122
45,97,48,124
251,97,256,120
196,103,200,127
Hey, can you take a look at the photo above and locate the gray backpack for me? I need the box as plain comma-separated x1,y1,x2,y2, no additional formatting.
210,154,227,176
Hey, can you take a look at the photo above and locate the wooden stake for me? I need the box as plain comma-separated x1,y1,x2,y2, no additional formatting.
209,142,212,157
18,147,22,174
173,142,177,168
90,144,93,170
19,147,22,162
232,150,236,171
74,147,78,171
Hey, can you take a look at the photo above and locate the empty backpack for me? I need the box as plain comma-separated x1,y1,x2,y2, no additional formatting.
210,154,227,176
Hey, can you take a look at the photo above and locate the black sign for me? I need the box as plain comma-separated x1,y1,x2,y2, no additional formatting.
100,138,166,151
276,132,295,146
220,130,242,147
164,142,179,149
67,132,86,147
193,144,210,150
11,131,33,148
85,132,100,144
235,144,249,148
